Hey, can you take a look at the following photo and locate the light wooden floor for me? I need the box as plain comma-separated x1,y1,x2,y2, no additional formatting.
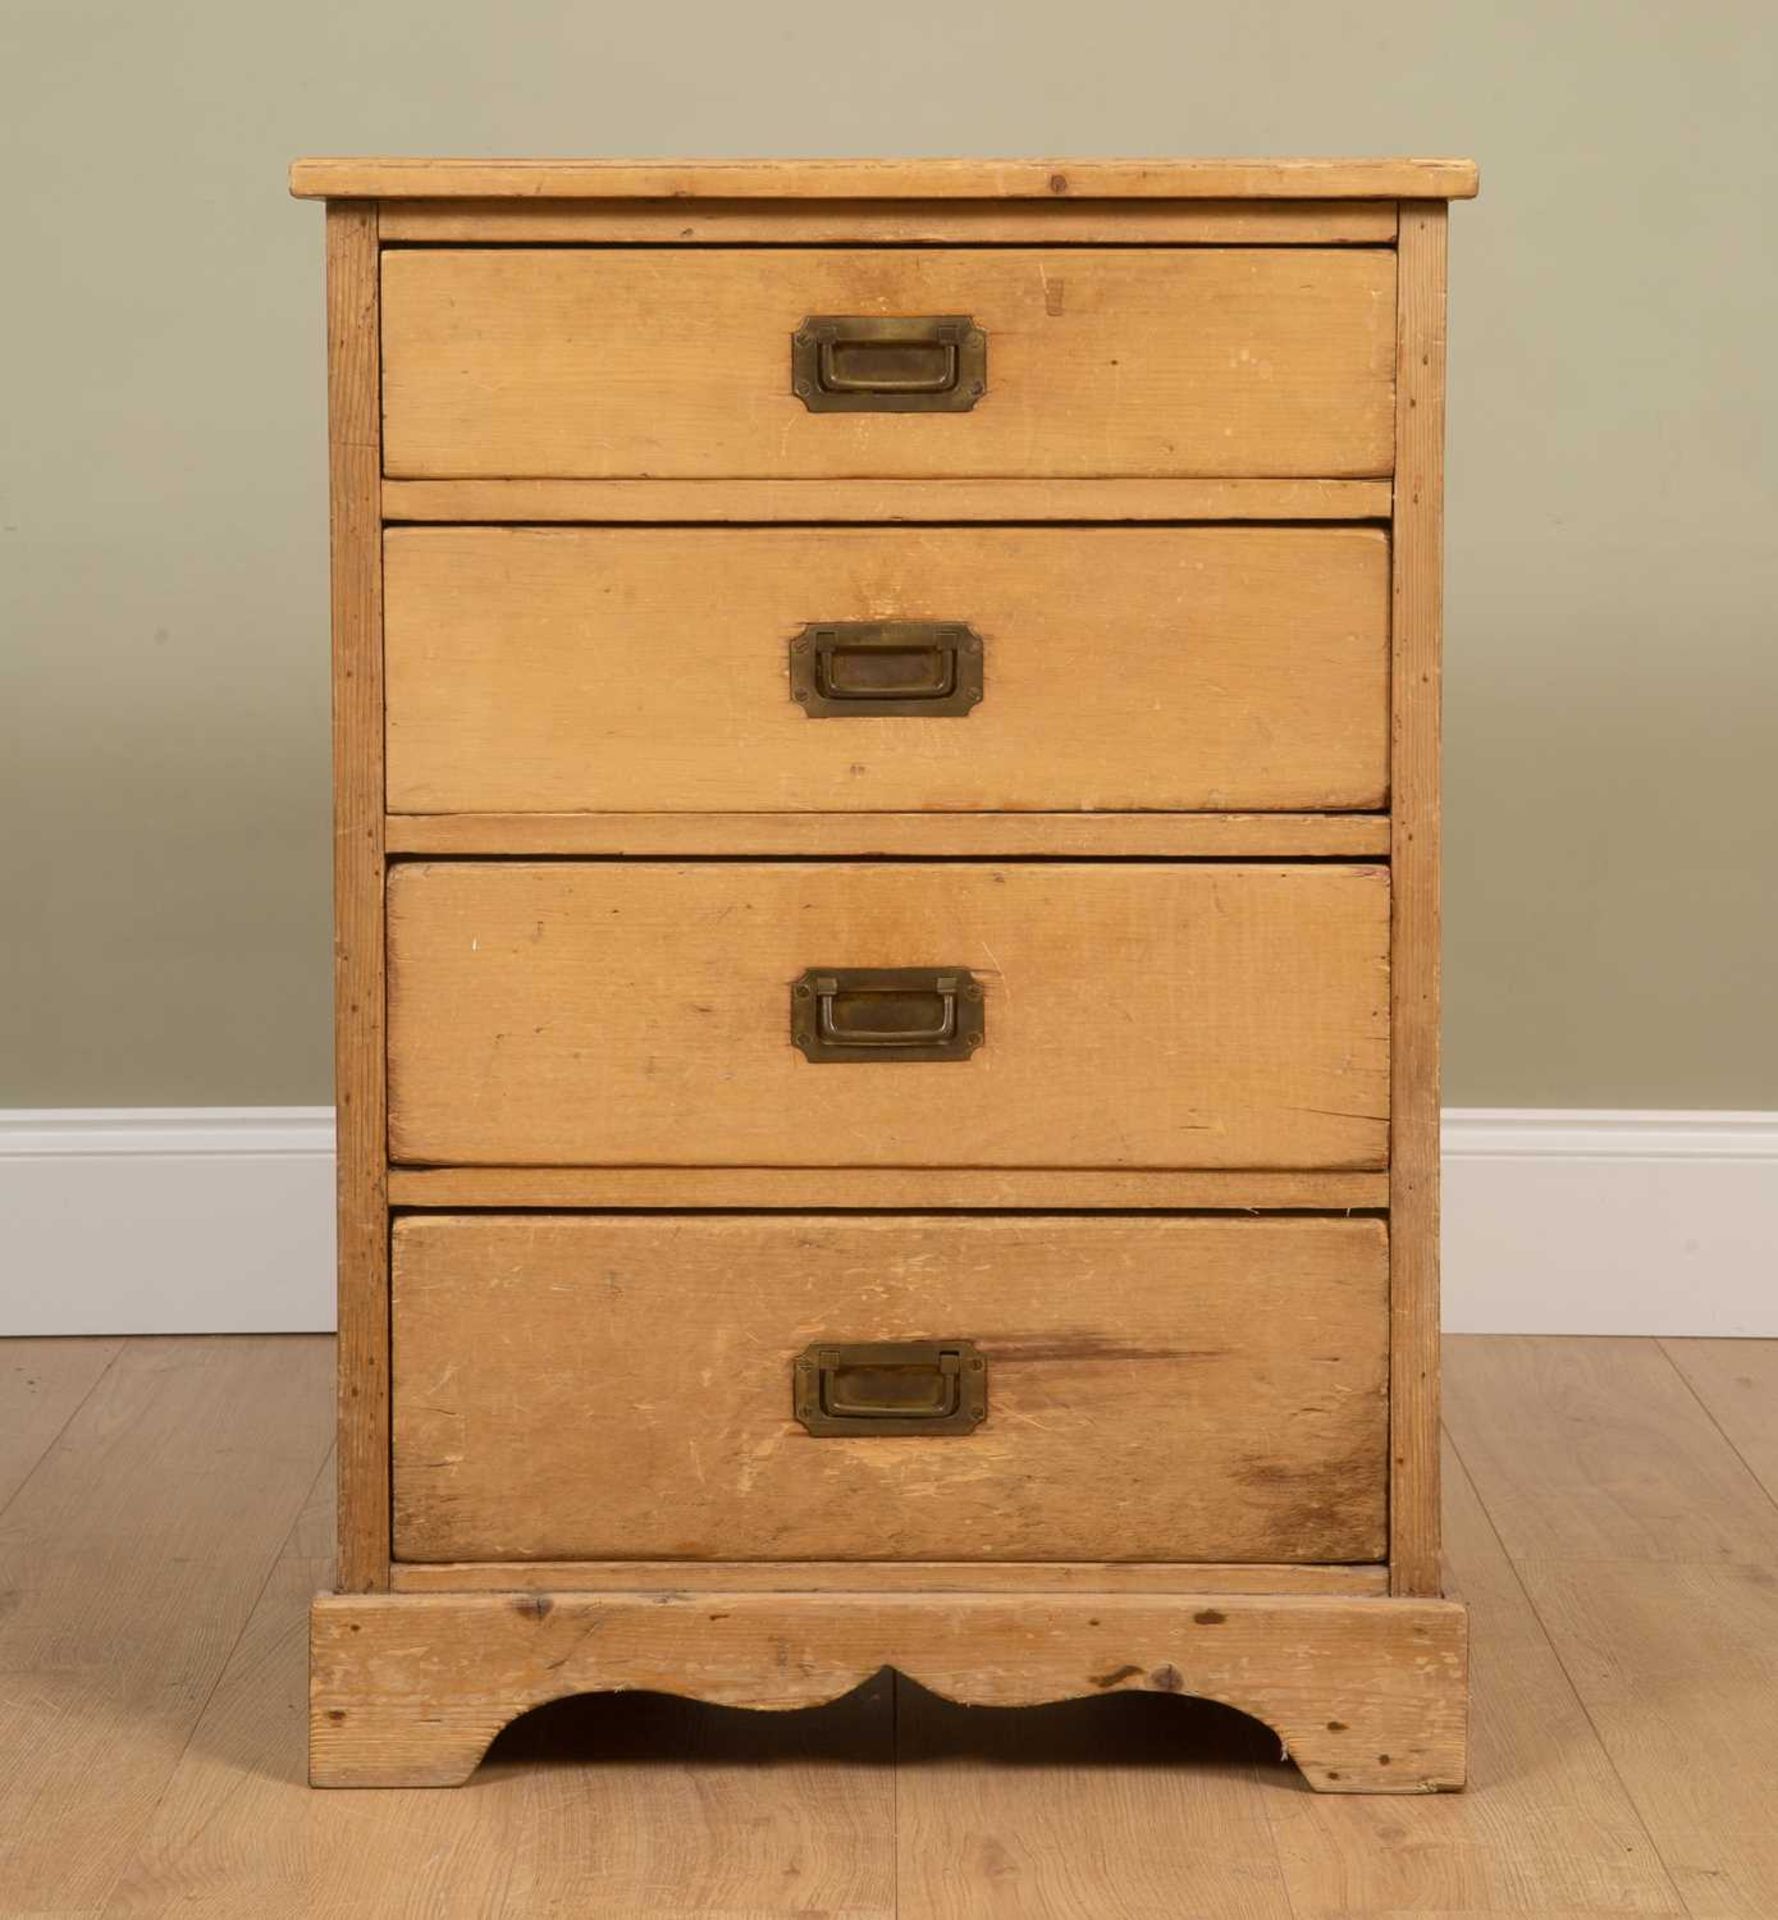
2,1336,1775,1917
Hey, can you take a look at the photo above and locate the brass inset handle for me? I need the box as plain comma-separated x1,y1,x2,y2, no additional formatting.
793,1340,988,1435
789,622,984,717
792,315,987,413
791,967,985,1063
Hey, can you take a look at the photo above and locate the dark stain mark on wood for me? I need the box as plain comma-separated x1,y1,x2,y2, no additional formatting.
1149,1664,1184,1692
1378,1753,1392,1765
987,1334,1228,1364
1090,1663,1142,1689
1326,1719,1349,1731
326,1708,348,1722
513,1592,553,1620
1193,1608,1227,1625
1230,1434,1386,1559
1049,172,1070,194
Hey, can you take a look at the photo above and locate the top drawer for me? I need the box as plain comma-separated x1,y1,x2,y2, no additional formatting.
381,248,1398,481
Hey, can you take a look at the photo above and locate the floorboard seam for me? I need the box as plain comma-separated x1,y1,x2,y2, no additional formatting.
104,1439,338,1911
1254,1731,1312,1920
1655,1338,1778,1518
890,1669,902,1920
0,1338,126,1526
1439,1408,1689,1915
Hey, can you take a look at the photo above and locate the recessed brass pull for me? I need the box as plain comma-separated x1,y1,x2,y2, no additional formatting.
792,315,987,413
791,967,985,1063
793,1340,987,1435
789,622,983,717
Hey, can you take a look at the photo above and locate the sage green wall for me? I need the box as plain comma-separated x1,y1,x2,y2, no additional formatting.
3,0,1774,1108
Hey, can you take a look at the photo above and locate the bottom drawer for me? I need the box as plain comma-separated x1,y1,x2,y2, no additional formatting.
392,1213,1388,1565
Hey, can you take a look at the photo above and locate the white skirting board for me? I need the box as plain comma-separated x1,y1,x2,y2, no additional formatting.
1441,1109,1777,1336
0,1107,1773,1337
0,1110,337,1336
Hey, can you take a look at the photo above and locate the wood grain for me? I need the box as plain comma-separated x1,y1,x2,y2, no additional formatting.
0,1338,332,1910
385,811,1393,859
485,1686,895,1917
1446,1335,1778,1917
295,153,1480,1814
391,1214,1388,1564
0,1337,118,1510
102,1434,894,1919
93,1456,462,1920
311,1588,1468,1792
381,474,1396,522
1267,1437,1682,1916
1388,201,1447,1599
390,1560,1390,1595
1445,1336,1778,1564
380,195,1397,244
384,525,1389,814
385,1165,1390,1209
290,155,1481,200
380,248,1397,480
24,1333,1771,1906
1513,1562,1778,1918
1662,1336,1778,1501
894,1681,1294,1917
324,201,389,1594
385,860,1392,1170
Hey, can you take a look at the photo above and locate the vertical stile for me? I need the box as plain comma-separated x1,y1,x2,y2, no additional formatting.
325,201,389,1592
1389,202,1449,1596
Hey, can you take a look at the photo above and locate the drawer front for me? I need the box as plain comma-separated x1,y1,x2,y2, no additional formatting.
381,248,1396,480
385,525,1389,814
386,861,1389,1168
391,1213,1389,1564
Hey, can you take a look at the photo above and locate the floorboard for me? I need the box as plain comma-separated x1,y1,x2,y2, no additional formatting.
101,1407,895,1918
895,1681,1295,1918
0,1337,119,1512
483,1682,895,1919
1447,1334,1778,1920
102,1455,526,1919
1443,1336,1778,1562
0,1337,333,1912
1661,1337,1778,1505
1,1333,1775,1917
1263,1436,1682,1918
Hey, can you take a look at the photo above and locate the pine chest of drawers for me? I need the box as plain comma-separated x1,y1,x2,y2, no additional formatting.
293,155,1478,1792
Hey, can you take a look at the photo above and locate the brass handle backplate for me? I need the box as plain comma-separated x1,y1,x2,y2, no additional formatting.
791,966,985,1063
792,315,987,413
794,1339,987,1435
790,622,983,717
